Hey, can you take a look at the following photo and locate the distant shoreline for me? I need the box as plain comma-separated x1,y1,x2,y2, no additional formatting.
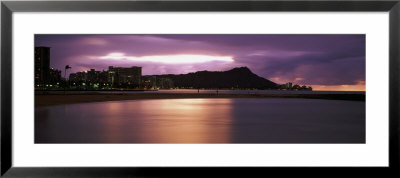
35,93,365,108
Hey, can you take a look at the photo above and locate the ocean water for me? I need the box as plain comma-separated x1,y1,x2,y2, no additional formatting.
35,98,365,143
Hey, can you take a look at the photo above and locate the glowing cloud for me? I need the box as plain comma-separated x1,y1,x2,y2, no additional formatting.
81,37,107,45
96,53,234,64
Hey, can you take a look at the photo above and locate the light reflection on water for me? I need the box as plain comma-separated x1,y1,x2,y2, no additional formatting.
35,98,365,143
101,99,232,143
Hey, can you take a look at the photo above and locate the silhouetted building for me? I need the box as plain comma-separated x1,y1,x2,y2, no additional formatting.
108,66,142,87
49,68,61,84
279,82,312,91
292,84,300,90
87,69,99,82
85,69,108,87
285,82,293,89
159,78,174,89
69,71,87,82
69,68,133,89
35,47,51,86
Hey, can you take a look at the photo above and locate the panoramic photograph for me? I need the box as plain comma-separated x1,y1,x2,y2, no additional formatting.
34,34,365,143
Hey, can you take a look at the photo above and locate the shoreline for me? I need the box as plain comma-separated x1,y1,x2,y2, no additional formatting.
35,93,365,108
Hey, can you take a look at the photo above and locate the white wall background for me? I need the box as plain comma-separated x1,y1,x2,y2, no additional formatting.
12,12,388,167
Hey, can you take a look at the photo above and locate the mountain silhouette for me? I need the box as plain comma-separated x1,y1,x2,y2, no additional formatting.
143,67,278,89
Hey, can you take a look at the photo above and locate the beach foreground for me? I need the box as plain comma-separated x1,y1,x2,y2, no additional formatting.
35,93,365,107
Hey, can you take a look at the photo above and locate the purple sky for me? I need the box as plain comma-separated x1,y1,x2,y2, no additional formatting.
35,34,365,91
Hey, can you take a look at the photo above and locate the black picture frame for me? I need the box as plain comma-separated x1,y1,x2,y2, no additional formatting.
1,0,399,177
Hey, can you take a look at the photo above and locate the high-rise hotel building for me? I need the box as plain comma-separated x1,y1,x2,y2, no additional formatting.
34,46,51,86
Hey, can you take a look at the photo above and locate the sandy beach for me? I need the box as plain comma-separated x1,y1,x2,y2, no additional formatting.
35,93,365,108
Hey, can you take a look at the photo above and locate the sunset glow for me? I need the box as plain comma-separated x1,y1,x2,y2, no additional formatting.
312,81,366,91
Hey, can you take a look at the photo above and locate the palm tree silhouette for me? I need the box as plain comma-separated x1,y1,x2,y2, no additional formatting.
64,65,71,93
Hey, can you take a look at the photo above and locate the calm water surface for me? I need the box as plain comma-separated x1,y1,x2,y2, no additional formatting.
35,98,365,143
49,89,365,95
